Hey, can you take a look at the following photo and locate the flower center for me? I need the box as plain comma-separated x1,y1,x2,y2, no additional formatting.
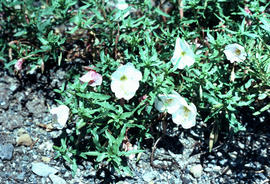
235,48,241,56
180,51,186,56
166,98,173,105
183,106,190,118
120,75,127,81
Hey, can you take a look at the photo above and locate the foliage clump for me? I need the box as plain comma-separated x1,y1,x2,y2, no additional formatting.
1,0,269,176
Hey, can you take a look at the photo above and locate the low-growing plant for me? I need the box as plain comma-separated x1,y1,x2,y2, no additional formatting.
0,0,75,73
1,0,269,176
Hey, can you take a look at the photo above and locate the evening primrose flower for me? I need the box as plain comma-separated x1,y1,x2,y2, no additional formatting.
111,62,142,100
172,101,197,129
79,70,102,87
224,43,247,63
171,37,195,69
50,105,70,129
154,91,187,114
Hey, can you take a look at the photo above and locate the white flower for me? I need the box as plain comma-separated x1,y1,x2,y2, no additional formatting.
224,43,247,63
79,70,102,87
50,105,70,128
116,0,128,10
171,37,195,69
115,0,130,18
154,91,187,114
172,101,197,129
111,62,142,100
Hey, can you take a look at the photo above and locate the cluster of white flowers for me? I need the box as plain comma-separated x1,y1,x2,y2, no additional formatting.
111,62,142,100
154,91,197,129
109,38,248,130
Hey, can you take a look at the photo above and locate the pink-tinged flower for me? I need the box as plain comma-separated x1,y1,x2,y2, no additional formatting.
14,58,25,71
139,94,148,102
79,70,102,87
122,141,137,160
244,7,252,15
244,7,252,26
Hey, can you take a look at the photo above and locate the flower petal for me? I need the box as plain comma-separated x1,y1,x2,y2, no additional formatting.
172,102,197,129
50,105,70,128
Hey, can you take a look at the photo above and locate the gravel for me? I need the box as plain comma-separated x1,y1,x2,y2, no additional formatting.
0,143,14,160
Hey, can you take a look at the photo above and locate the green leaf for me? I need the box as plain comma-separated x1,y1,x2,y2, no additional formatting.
77,92,111,100
259,17,270,32
14,30,27,37
105,130,116,145
143,68,150,82
71,159,78,177
120,112,133,119
258,93,267,100
227,104,236,111
253,103,270,116
82,151,101,157
76,119,86,130
96,153,107,162
245,79,254,89
154,8,170,18
237,100,254,106
38,37,49,45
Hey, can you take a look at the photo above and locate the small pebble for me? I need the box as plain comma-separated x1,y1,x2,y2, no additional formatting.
219,159,227,166
32,162,58,177
49,174,67,184
238,142,245,149
213,166,221,172
142,171,156,182
217,152,222,157
228,151,237,159
41,156,51,163
190,164,203,178
0,96,9,110
16,172,25,181
0,143,14,160
17,133,33,147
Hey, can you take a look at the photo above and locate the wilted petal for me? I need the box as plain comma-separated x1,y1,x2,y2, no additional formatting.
14,58,24,71
50,105,70,128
